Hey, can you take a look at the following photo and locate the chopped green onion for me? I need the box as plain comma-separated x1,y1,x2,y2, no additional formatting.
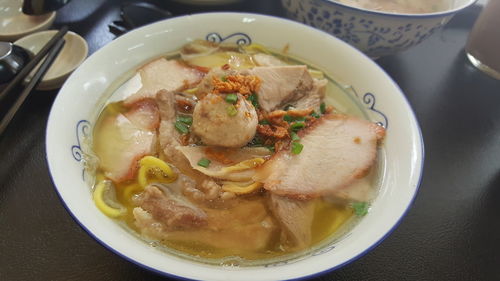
259,119,270,125
290,122,306,131
310,111,320,119
221,75,227,82
290,131,300,141
294,116,307,122
283,114,294,122
320,102,326,114
226,105,238,116
197,158,211,168
177,115,192,125
247,93,260,109
266,145,275,153
352,202,369,216
174,121,189,134
225,93,238,104
291,142,303,155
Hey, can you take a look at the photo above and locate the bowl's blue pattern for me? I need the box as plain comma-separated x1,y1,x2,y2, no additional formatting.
282,0,451,57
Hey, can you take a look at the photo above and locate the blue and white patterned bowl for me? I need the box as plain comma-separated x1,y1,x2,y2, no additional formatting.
282,0,477,57
46,12,423,280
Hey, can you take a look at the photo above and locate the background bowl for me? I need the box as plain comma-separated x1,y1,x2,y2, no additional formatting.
46,12,423,280
0,0,56,42
14,30,88,90
281,0,477,58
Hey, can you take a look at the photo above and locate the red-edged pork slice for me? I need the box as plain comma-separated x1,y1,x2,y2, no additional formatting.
255,115,385,199
124,98,160,130
93,113,156,183
269,194,315,248
134,185,207,230
251,65,314,112
124,58,204,106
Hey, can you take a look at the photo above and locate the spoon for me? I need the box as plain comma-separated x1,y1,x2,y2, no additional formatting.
0,42,31,84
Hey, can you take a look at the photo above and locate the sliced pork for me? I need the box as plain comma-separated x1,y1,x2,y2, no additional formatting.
255,115,385,199
135,198,276,252
292,78,327,110
93,101,159,182
251,65,314,112
124,58,204,106
192,93,258,147
252,53,287,67
269,194,315,248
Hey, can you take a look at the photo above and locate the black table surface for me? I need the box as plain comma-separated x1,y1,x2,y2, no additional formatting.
1,0,499,280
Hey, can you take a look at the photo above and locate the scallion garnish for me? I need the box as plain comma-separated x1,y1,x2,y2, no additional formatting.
197,158,211,168
259,119,270,125
247,93,260,109
177,115,193,125
352,202,369,216
283,114,294,122
174,121,189,134
221,75,227,82
310,111,320,119
225,93,238,104
291,142,303,155
290,122,306,131
320,102,326,114
266,145,275,153
291,131,300,141
226,105,238,116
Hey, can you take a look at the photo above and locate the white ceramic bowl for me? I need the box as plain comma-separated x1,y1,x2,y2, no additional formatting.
46,12,424,280
15,30,88,90
0,0,56,42
281,0,477,57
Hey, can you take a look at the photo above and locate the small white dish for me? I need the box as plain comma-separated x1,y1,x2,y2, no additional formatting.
0,0,56,42
15,30,88,90
46,12,423,280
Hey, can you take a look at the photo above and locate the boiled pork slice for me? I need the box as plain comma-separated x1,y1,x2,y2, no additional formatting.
255,115,385,199
251,65,314,112
252,53,287,67
134,185,207,230
269,194,315,248
292,78,327,110
124,58,204,106
93,101,159,182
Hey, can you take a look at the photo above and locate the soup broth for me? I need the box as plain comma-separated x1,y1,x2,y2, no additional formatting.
90,40,383,264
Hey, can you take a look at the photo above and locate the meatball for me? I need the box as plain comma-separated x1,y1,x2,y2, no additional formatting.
192,93,258,147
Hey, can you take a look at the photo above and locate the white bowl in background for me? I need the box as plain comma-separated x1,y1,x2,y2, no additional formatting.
281,0,477,57
15,30,88,90
0,0,56,42
46,12,424,280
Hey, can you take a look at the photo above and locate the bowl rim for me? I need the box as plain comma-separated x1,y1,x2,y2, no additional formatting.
309,0,478,18
46,11,425,280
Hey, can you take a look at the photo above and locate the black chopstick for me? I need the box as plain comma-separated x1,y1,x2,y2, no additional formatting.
0,26,68,103
0,39,66,135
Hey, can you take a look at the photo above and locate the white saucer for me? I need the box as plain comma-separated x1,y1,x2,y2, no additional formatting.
0,0,56,42
15,30,88,90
